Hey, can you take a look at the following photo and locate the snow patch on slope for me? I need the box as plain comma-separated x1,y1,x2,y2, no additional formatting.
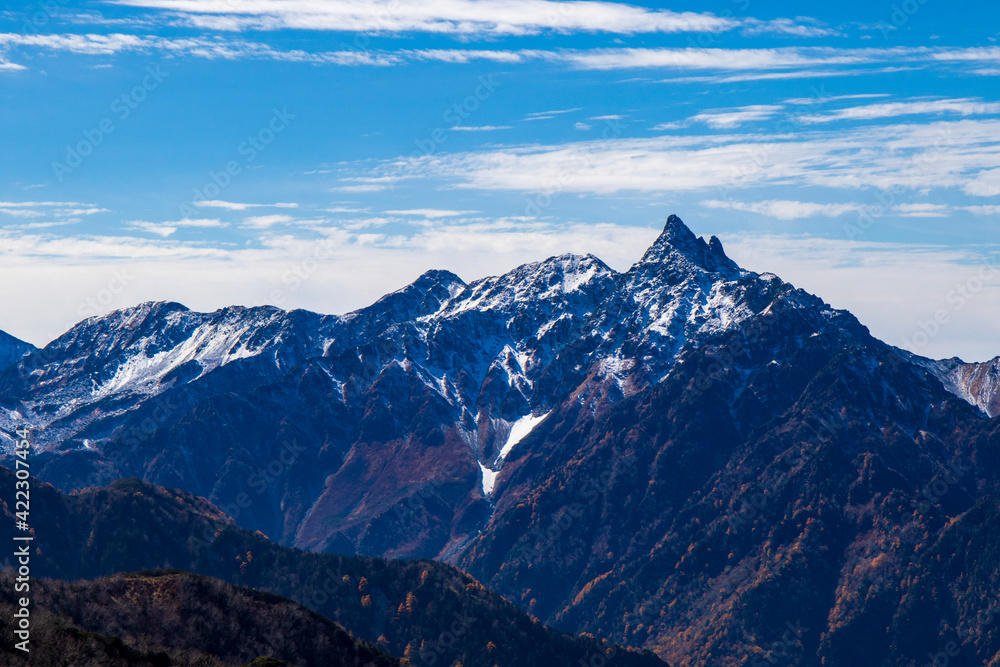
479,462,498,496
497,412,550,463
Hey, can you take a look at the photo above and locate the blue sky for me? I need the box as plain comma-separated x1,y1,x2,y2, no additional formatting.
1,0,999,361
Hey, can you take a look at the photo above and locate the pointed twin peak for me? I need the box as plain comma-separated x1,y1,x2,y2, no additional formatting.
634,214,741,278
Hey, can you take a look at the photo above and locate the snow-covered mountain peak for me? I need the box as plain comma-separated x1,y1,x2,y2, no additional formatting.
344,269,467,330
393,269,467,302
40,301,290,364
442,253,614,318
630,215,743,281
101,300,190,328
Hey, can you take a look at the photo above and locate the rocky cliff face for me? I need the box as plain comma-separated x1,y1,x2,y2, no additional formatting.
920,355,1000,417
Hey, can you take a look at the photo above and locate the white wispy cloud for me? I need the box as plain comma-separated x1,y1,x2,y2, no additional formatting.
176,218,226,227
740,16,837,38
126,218,226,237
929,46,1000,65
708,200,998,219
382,209,480,217
0,201,93,207
0,209,44,218
963,168,1000,196
964,204,1000,215
0,201,108,219
893,203,951,217
0,32,403,65
667,66,918,84
783,93,891,105
550,46,910,71
552,46,999,73
6,221,83,230
451,125,513,131
409,49,529,64
329,175,403,193
60,207,111,216
701,199,865,219
688,104,784,129
0,230,229,260
126,221,178,237
109,0,746,36
3,35,1000,79
796,97,1000,124
524,107,583,121
330,184,391,193
651,121,686,130
325,206,371,214
194,200,300,210
242,214,297,229
365,119,1000,196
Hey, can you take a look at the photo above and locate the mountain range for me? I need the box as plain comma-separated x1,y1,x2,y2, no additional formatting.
2,215,998,666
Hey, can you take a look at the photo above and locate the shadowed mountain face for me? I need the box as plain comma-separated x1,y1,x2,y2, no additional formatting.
0,570,400,667
1,215,999,665
0,330,34,372
0,472,665,667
